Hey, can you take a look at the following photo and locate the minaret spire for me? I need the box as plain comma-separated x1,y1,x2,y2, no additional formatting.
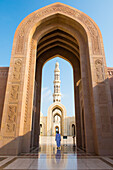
53,62,61,102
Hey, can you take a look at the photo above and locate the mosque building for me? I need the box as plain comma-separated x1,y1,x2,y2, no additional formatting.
1,2,113,157
40,62,75,136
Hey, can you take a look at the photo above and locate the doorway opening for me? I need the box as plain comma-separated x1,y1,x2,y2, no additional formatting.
55,126,59,135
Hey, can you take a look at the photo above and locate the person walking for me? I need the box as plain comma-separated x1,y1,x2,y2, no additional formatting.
55,131,61,149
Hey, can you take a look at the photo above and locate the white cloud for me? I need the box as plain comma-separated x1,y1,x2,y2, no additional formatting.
42,87,48,92
61,93,65,99
41,87,52,102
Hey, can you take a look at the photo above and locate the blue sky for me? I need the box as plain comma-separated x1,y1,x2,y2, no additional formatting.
0,0,113,116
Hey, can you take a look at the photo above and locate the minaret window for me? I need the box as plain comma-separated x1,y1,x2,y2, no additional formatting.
56,85,58,93
55,74,59,80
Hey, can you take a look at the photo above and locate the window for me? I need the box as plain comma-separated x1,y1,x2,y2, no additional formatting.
55,74,59,80
56,86,58,93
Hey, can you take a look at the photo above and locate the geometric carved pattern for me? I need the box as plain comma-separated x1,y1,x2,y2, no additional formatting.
95,59,104,83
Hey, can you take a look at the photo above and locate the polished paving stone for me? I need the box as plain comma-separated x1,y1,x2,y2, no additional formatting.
0,136,113,170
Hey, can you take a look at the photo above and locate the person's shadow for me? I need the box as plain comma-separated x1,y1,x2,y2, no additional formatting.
55,149,61,164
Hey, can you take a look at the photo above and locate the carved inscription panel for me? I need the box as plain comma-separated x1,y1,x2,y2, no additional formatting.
6,105,17,135
13,59,22,82
95,59,104,83
4,59,22,136
10,85,19,102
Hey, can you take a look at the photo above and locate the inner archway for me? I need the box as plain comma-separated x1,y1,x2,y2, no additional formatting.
30,25,87,153
31,56,77,153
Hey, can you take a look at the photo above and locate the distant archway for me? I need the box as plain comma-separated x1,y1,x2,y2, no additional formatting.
47,103,67,136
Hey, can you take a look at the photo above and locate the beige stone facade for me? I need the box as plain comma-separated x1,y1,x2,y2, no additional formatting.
0,3,113,156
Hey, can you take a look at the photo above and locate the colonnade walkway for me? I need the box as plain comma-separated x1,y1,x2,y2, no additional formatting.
0,136,113,169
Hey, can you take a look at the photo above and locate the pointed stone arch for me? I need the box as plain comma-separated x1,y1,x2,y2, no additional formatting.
0,3,113,156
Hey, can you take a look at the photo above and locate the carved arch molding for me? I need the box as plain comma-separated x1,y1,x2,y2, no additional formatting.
15,4,101,55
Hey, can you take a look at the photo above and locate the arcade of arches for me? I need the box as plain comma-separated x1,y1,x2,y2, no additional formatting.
0,3,113,156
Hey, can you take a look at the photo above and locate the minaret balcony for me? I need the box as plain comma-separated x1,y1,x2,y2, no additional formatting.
53,80,61,83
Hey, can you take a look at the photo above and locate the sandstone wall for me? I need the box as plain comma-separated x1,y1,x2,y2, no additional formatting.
0,66,113,131
0,67,9,128
66,116,75,136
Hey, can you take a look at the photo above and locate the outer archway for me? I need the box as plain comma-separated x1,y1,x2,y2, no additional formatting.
0,3,113,156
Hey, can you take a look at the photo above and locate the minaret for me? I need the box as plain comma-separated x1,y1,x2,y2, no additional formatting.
53,62,61,102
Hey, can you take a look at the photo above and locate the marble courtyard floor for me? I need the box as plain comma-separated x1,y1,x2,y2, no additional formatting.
0,136,113,170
